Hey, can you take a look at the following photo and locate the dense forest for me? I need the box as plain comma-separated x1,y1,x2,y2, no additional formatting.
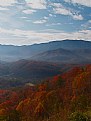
0,64,91,121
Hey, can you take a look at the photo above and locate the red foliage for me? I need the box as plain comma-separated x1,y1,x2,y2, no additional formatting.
1,64,91,119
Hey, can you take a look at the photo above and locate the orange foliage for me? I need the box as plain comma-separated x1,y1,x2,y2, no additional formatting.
1,65,91,120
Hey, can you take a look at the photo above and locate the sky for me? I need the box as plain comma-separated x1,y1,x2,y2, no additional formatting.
0,0,91,45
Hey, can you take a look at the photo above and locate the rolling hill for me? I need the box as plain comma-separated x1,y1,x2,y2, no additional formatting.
0,60,63,88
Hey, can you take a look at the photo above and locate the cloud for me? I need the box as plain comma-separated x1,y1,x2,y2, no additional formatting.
0,27,91,45
43,16,48,20
72,14,83,20
81,20,91,29
53,5,71,15
46,23,62,26
23,9,36,14
0,0,90,46
0,0,16,7
25,0,46,9
0,7,9,10
51,3,83,20
20,16,28,19
0,9,24,29
33,19,47,24
65,0,91,7
0,1,27,30
49,14,53,17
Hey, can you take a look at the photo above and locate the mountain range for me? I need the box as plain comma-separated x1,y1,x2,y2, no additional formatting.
31,48,91,64
0,40,91,88
0,40,91,62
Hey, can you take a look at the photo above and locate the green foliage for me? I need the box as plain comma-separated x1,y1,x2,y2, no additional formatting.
0,110,21,121
69,112,89,121
0,116,7,121
45,90,62,114
71,95,89,111
6,110,21,121
43,113,62,121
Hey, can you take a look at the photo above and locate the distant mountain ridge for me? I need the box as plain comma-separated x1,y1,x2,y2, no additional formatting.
0,40,91,62
0,39,91,88
31,48,91,64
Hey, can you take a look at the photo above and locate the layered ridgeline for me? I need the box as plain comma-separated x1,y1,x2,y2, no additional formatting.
0,40,91,88
0,40,91,63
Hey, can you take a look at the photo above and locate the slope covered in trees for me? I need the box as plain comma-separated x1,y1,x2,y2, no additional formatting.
0,64,91,121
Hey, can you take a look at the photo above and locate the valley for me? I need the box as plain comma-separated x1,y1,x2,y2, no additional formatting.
0,40,91,121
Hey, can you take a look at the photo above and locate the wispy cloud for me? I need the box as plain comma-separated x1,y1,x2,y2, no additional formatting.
81,20,91,30
72,14,83,20
65,0,91,7
46,23,62,26
0,0,16,7
0,7,9,10
0,27,91,45
33,19,47,24
23,9,36,14
52,3,71,15
43,16,48,20
25,0,47,9
51,3,83,20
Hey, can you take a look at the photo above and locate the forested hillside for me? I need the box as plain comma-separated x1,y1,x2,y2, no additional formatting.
0,64,91,121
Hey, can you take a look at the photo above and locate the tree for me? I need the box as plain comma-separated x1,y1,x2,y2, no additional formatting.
69,111,89,121
57,76,64,87
6,110,21,121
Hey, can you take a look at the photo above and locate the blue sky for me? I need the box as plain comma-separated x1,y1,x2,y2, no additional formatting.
0,0,91,45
